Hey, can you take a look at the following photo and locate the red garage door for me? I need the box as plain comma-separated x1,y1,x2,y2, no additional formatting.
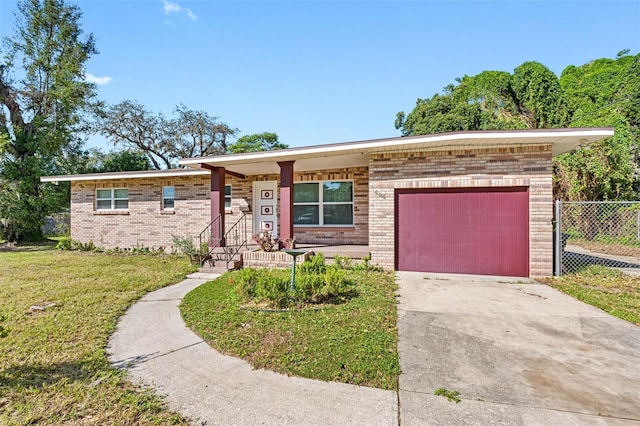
395,187,529,277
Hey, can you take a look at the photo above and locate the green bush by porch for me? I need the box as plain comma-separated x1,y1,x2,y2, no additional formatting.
180,261,400,390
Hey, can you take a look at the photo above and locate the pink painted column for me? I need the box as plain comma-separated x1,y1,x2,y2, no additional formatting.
208,166,226,246
278,161,295,241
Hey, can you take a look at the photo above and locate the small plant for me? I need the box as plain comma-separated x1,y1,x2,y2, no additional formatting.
279,236,296,249
0,313,9,338
55,237,72,251
434,387,461,403
171,235,210,265
298,252,326,274
253,230,278,252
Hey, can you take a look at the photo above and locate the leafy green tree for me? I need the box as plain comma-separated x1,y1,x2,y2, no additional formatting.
0,0,98,241
396,54,639,201
227,132,288,153
554,52,639,200
98,150,151,172
100,100,238,169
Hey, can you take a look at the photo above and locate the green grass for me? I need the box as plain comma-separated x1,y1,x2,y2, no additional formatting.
545,265,640,325
180,269,400,390
0,242,196,425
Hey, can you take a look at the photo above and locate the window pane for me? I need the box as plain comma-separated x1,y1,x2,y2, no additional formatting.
96,200,111,210
163,186,174,198
114,189,128,199
96,189,111,199
114,200,128,209
323,181,353,203
163,199,174,209
294,183,319,203
324,204,353,225
225,185,231,208
294,205,319,225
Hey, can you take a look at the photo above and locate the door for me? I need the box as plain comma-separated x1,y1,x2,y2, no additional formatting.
253,181,278,237
395,187,529,277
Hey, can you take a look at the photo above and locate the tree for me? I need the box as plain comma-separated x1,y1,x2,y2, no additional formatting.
0,0,98,241
395,54,638,201
100,100,238,169
227,132,288,153
554,53,639,200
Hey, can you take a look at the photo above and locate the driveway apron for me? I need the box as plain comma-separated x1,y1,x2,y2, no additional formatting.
396,271,640,425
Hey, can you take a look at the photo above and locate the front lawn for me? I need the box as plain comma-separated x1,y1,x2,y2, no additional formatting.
180,264,400,390
0,244,195,424
544,265,640,325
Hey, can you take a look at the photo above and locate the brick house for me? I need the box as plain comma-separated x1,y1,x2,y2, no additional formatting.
42,128,613,277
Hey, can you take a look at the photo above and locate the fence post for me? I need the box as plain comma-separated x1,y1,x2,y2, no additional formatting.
554,200,562,277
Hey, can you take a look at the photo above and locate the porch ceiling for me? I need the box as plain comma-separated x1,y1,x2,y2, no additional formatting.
180,128,614,176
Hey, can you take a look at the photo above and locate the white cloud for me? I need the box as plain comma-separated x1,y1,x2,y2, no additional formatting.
86,73,113,85
162,1,197,21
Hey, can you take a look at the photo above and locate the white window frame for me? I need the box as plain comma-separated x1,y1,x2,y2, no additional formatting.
96,188,129,211
293,180,354,227
162,186,175,210
225,184,232,209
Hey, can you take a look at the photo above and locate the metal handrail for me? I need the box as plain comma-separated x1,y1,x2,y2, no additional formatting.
219,213,249,269
198,213,248,269
198,214,222,253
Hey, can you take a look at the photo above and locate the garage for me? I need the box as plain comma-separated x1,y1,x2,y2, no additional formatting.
395,187,529,277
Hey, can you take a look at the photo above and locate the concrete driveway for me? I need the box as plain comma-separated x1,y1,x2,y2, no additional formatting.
396,271,640,425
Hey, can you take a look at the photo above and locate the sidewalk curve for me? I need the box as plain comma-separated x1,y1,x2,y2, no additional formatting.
107,273,398,425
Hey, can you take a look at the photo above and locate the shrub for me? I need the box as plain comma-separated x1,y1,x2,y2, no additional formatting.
255,269,290,308
236,254,358,308
295,273,325,302
55,237,72,251
298,252,326,275
235,268,260,300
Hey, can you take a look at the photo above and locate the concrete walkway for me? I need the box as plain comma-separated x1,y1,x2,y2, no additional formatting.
397,271,640,425
107,273,398,425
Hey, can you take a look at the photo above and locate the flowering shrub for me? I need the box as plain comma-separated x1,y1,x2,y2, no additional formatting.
253,230,278,252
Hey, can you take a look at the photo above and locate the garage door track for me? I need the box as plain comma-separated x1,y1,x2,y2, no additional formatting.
396,271,640,425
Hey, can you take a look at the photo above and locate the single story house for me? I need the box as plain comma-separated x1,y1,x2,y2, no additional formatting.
41,128,614,278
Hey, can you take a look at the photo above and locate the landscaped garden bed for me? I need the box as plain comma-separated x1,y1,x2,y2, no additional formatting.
180,253,400,390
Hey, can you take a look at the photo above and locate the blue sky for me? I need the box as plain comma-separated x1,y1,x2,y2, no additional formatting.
1,0,639,151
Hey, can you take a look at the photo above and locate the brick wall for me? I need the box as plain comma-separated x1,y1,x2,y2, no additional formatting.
70,166,369,250
71,175,212,250
368,145,553,277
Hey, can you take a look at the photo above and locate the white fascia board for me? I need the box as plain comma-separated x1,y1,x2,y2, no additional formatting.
180,128,615,169
40,169,210,183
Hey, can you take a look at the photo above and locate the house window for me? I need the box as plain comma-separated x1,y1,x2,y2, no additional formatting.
96,188,128,210
162,186,175,210
225,185,232,209
293,181,353,226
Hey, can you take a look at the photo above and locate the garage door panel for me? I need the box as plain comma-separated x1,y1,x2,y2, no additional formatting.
396,187,529,277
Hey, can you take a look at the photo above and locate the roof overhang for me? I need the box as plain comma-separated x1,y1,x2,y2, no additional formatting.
40,168,210,183
179,128,614,176
40,128,614,182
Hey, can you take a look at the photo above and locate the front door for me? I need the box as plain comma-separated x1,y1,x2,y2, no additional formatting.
253,181,278,237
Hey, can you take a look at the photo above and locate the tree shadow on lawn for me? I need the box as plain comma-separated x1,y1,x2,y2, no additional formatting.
0,351,157,390
0,359,103,389
0,240,57,253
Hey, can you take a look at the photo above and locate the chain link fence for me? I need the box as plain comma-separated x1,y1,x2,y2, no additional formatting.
555,201,640,276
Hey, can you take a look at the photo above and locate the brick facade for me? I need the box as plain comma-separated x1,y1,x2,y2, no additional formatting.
70,166,369,251
368,144,553,277
71,146,553,277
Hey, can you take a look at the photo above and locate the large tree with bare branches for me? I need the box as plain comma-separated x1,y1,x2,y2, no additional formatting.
100,100,238,169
